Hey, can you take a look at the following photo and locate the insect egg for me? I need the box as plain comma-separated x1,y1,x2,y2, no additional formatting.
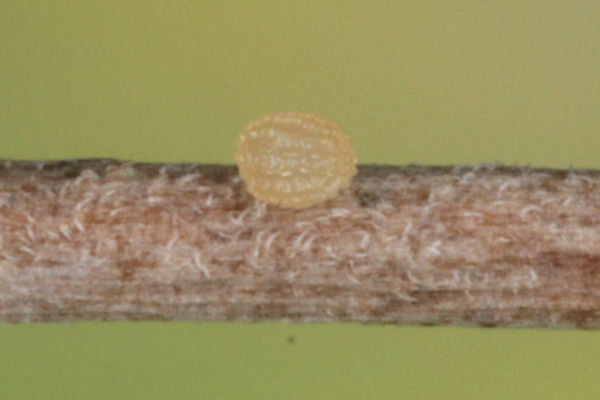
235,112,358,208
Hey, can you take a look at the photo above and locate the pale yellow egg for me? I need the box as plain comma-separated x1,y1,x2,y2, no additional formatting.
235,112,358,208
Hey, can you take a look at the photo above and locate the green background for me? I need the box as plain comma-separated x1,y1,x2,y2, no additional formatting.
1,1,599,398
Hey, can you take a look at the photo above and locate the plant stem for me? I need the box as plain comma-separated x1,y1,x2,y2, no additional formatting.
1,159,599,328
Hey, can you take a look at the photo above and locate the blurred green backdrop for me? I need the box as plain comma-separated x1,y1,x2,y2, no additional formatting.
1,1,599,399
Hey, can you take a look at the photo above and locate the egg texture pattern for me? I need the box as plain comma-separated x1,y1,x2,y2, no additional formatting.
235,112,358,208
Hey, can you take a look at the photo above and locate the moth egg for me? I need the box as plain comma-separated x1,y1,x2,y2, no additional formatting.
235,112,358,209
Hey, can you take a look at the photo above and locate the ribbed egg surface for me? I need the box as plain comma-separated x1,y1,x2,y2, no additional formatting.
235,112,358,208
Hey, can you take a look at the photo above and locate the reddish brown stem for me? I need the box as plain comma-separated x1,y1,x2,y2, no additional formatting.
1,159,599,328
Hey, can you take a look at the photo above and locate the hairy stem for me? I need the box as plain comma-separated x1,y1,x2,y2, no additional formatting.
1,159,599,328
